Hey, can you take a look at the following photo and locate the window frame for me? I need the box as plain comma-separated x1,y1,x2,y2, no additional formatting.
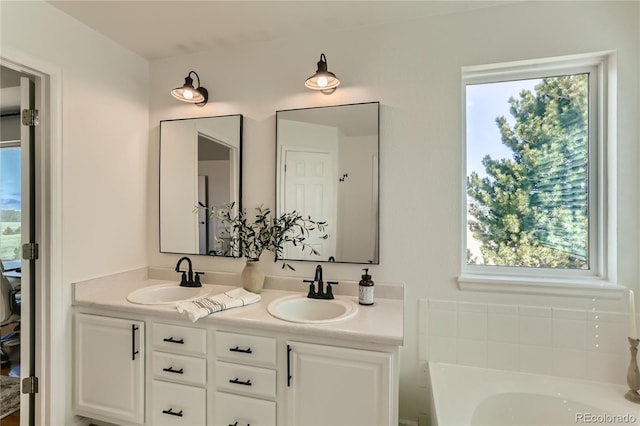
0,139,22,265
459,52,624,298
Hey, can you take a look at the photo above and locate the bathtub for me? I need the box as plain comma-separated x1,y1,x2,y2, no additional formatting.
429,362,639,425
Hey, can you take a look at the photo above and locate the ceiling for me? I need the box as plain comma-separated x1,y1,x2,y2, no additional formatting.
48,1,515,61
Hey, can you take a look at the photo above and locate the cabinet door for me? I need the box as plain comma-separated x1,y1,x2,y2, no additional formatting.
286,341,392,426
74,313,145,425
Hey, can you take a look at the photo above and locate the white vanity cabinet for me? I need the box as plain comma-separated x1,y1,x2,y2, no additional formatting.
74,314,399,426
149,322,208,426
74,313,145,425
213,330,278,426
285,341,394,426
72,277,402,426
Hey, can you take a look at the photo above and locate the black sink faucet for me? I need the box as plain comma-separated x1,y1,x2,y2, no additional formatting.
304,265,338,299
175,256,202,287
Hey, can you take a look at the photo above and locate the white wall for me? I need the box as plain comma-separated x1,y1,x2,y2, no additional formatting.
200,160,231,209
1,1,150,275
160,119,199,253
338,134,377,262
1,2,149,425
149,2,639,422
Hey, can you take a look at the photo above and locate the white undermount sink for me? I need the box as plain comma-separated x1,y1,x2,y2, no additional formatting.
126,283,212,305
267,294,358,324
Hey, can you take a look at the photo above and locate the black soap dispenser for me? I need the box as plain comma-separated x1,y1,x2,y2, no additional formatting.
359,268,374,306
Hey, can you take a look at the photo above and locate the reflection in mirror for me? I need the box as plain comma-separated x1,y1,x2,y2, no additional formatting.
276,102,379,264
160,115,242,256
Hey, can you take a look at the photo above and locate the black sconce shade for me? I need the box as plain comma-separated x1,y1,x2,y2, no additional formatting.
305,53,340,94
171,71,208,106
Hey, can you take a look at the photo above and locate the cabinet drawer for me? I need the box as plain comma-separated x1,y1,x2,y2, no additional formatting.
214,391,276,426
215,361,276,399
151,380,206,426
152,323,207,356
152,351,206,386
215,330,276,366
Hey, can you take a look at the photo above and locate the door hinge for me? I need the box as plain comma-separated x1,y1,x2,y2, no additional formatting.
22,108,39,127
22,243,39,260
22,376,39,394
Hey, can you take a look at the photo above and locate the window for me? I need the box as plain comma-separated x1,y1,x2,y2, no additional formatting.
461,53,617,293
0,140,21,268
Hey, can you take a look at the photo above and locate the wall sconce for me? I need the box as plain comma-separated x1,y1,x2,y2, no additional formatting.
304,53,340,94
171,71,208,107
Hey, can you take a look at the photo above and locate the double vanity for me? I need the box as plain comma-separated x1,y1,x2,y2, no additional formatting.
72,268,403,426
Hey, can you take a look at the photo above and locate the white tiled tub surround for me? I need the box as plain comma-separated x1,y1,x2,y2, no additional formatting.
419,299,631,384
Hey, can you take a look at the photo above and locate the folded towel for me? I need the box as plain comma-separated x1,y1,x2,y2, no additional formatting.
176,288,261,322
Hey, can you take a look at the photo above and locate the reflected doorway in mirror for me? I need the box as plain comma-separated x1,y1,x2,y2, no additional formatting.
276,102,379,264
159,115,243,256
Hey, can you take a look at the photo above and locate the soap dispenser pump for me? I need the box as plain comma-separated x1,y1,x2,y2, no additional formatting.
359,268,374,306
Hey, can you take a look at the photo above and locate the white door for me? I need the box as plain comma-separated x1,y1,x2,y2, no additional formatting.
2,57,57,426
286,341,392,426
283,150,336,260
74,313,145,425
19,76,35,426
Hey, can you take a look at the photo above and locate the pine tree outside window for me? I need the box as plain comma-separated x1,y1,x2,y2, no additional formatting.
460,53,621,296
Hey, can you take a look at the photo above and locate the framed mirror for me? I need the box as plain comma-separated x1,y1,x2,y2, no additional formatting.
276,102,379,264
160,114,242,256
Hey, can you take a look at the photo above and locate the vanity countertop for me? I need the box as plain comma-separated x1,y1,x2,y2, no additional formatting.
72,268,404,346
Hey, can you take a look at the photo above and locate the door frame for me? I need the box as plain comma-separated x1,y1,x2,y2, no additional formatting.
1,48,63,426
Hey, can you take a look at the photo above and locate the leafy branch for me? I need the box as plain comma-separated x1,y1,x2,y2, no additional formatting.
209,203,327,270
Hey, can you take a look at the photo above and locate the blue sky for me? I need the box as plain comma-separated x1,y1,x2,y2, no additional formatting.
466,78,540,178
465,78,541,260
0,147,21,210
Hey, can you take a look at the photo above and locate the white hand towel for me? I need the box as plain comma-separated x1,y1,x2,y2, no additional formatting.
176,287,261,322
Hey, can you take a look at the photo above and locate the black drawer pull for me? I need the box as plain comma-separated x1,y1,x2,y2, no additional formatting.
228,422,250,426
131,325,139,361
162,366,184,374
229,346,252,354
162,408,183,417
287,344,292,387
229,377,252,386
163,337,184,344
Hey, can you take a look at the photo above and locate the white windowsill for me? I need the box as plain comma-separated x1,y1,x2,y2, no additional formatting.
458,273,626,299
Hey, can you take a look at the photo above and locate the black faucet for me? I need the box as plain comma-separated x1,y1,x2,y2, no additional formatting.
175,256,202,287
304,265,338,299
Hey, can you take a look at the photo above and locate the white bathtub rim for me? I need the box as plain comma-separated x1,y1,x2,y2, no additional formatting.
429,362,639,426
